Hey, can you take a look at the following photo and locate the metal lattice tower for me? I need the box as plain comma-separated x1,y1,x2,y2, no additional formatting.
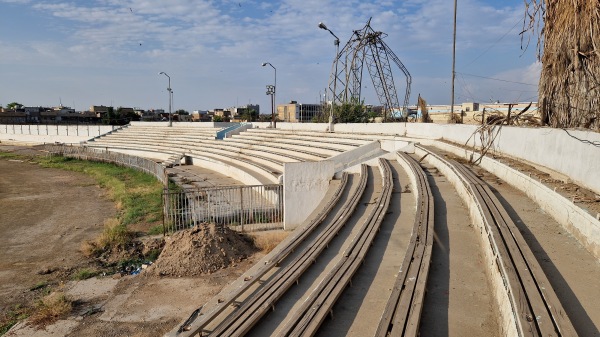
326,18,411,120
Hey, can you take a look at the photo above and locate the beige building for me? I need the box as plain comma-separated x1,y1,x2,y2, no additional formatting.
90,105,110,117
277,101,323,122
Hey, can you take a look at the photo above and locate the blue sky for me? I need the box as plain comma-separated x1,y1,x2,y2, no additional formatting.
0,0,540,113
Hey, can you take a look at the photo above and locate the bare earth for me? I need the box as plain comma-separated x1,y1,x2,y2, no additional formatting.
0,158,115,315
0,147,263,337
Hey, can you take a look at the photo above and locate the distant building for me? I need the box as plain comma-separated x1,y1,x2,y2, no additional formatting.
90,105,110,118
191,110,211,122
24,107,42,122
0,109,27,123
229,104,260,117
277,101,323,122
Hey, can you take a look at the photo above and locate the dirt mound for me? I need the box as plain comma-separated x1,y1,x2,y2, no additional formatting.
148,223,256,277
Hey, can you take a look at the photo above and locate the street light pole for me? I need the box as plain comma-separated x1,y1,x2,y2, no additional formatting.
262,62,277,128
159,71,172,127
318,22,339,132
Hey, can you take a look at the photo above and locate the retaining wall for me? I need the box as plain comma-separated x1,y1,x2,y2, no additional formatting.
0,124,118,144
129,121,238,128
283,161,335,230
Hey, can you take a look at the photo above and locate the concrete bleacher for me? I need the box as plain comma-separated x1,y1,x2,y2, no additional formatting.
86,125,281,184
84,124,386,186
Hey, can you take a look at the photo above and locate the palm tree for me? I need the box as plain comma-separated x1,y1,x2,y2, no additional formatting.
524,0,600,130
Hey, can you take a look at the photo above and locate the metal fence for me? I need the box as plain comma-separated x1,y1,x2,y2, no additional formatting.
43,144,283,233
44,144,168,185
163,184,283,233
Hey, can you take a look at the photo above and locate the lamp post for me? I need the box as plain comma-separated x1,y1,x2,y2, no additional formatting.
318,22,339,132
158,71,172,127
261,62,276,128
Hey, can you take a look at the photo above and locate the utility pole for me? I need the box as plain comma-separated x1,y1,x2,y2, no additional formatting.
451,0,459,123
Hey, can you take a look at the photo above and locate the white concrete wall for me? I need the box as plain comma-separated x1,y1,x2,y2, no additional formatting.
433,141,600,261
96,148,171,162
130,121,237,128
487,127,600,195
0,124,117,144
249,122,599,195
189,155,266,186
283,161,335,230
380,138,415,153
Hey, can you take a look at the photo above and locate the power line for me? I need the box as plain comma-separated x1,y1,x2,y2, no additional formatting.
456,71,537,86
462,17,522,68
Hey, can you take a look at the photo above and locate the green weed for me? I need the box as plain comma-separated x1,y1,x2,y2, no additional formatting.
0,305,29,336
71,268,98,281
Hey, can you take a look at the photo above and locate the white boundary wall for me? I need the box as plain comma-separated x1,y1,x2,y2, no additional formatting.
283,161,335,230
0,124,118,144
2,121,597,195
129,121,236,128
249,122,600,195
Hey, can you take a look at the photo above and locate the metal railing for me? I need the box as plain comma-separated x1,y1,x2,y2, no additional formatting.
43,144,283,233
44,144,168,185
163,184,283,233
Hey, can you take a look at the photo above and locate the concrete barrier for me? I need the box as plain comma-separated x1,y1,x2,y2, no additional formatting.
188,155,268,186
380,138,415,153
283,161,335,229
0,124,118,144
328,141,384,172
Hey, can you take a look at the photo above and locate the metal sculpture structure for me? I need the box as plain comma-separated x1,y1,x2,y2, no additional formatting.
326,18,411,121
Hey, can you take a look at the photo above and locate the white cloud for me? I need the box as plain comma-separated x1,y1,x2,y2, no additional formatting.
0,0,539,111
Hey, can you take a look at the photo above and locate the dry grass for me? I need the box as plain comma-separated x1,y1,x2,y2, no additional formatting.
29,292,72,326
250,231,289,254
80,218,133,257
98,218,132,248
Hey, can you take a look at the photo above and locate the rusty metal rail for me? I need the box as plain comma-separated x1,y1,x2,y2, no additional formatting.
168,170,357,336
375,152,434,337
205,165,369,337
275,159,393,337
419,146,576,337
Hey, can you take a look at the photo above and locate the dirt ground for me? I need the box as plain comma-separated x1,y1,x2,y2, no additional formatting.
0,153,115,324
0,145,266,337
